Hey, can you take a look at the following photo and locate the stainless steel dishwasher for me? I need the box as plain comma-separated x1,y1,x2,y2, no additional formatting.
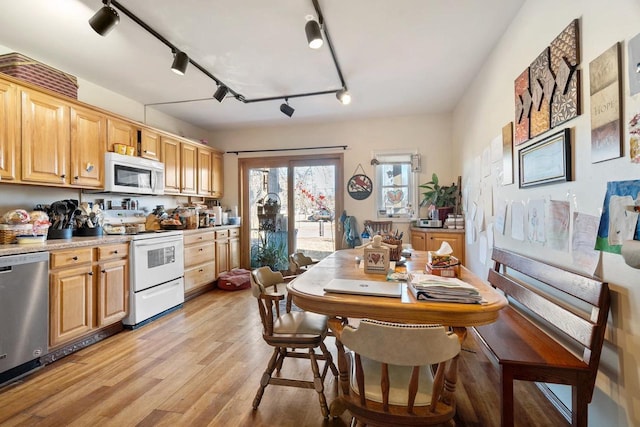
0,251,49,386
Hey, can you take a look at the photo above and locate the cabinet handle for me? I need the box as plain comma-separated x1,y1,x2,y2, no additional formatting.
74,176,79,181
199,248,203,252
114,250,118,254
144,150,156,155
72,256,78,261
60,174,66,179
199,269,204,272
101,269,106,273
88,271,93,276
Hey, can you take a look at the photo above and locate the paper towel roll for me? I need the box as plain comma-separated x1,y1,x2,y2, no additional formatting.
621,240,640,269
213,206,222,225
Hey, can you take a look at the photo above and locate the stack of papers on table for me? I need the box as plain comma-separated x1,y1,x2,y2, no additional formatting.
408,273,484,304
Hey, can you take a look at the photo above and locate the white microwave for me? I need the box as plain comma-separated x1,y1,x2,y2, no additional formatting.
104,152,165,195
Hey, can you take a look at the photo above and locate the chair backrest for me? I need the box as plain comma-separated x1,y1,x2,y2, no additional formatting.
251,266,288,336
363,220,393,236
251,266,285,295
340,320,460,367
333,319,460,422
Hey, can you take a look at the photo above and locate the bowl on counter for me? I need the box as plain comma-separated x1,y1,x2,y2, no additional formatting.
227,217,241,225
73,226,103,237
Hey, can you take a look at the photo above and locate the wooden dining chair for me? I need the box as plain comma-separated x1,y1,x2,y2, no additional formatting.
329,319,461,426
363,220,393,236
289,251,319,275
250,267,339,418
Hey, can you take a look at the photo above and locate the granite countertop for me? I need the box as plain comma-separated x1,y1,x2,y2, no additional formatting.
410,226,465,233
0,235,132,257
182,225,240,235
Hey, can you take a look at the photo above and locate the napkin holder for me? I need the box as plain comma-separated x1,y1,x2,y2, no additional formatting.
363,244,390,274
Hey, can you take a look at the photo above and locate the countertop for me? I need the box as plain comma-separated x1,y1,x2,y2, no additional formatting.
0,225,240,257
410,226,464,234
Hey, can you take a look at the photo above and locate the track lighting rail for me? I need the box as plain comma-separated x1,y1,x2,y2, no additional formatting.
100,0,349,111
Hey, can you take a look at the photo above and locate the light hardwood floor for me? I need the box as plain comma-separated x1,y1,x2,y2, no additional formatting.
0,288,568,426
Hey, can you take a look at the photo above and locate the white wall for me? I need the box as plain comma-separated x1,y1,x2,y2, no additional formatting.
452,0,640,425
211,113,453,242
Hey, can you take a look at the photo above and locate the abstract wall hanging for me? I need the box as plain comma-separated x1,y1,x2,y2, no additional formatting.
514,19,581,144
590,42,623,163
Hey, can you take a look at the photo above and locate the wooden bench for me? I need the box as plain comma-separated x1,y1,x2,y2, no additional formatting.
473,248,610,427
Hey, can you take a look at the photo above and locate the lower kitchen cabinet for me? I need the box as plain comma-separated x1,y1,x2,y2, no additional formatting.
410,228,465,265
215,227,241,275
183,229,216,296
49,243,129,348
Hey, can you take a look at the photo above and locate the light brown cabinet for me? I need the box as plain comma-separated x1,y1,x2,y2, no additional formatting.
161,135,181,194
49,243,129,348
211,151,224,199
215,227,240,275
181,142,198,195
0,80,18,181
70,105,106,188
21,88,70,185
107,117,138,152
183,230,216,296
140,128,160,161
197,147,212,196
410,228,465,265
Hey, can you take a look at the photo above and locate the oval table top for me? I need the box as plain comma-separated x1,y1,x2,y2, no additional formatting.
287,249,507,327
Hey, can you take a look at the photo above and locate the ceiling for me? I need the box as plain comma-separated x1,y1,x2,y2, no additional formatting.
0,0,524,131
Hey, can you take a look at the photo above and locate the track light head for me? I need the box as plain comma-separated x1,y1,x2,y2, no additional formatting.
305,20,323,49
280,99,295,117
336,88,352,105
89,3,120,36
213,85,229,102
171,51,189,75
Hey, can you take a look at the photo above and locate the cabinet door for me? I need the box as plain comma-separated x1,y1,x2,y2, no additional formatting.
21,89,70,185
107,117,137,152
161,135,181,194
197,147,212,196
49,265,94,347
229,236,240,270
425,232,465,264
0,80,17,181
70,105,106,188
410,231,426,251
140,128,160,160
211,151,224,198
181,143,197,195
215,239,229,277
97,259,129,327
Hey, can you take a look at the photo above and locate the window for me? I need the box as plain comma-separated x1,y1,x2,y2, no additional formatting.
373,151,418,220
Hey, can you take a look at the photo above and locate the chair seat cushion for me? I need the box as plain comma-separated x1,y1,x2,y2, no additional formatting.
349,353,435,406
273,311,328,337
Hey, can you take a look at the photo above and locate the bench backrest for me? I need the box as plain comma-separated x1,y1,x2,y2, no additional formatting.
489,248,610,373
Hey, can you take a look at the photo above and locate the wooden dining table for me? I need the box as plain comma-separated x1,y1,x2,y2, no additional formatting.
287,248,508,404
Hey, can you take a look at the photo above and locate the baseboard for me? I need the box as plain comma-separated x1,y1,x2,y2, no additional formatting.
535,382,571,424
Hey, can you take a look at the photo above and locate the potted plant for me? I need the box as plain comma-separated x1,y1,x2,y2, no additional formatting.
419,173,459,219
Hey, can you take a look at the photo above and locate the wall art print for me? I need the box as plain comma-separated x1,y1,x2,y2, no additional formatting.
513,19,581,144
550,19,581,128
529,48,553,138
502,122,514,185
590,42,623,163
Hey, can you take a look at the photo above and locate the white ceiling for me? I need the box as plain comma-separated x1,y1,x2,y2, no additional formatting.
0,0,524,131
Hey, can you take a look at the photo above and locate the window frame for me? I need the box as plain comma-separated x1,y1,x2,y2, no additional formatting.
372,150,419,222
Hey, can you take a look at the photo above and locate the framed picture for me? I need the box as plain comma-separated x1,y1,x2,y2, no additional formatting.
519,128,571,188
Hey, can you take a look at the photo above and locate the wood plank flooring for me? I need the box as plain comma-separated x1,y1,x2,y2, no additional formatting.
0,288,569,426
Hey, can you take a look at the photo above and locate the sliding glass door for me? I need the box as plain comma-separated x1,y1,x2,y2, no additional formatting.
239,153,343,272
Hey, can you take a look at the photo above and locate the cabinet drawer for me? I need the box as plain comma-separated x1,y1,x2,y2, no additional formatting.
96,243,129,261
184,230,215,246
215,229,229,239
50,248,93,268
229,228,239,238
184,261,216,292
184,242,215,268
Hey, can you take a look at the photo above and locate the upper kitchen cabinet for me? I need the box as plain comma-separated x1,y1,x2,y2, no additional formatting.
107,117,138,152
161,134,181,194
180,142,198,195
21,88,70,185
70,105,106,188
140,128,160,161
211,150,224,199
197,146,212,197
0,80,18,182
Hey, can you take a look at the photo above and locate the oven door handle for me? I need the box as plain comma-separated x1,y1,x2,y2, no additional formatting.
133,239,182,248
